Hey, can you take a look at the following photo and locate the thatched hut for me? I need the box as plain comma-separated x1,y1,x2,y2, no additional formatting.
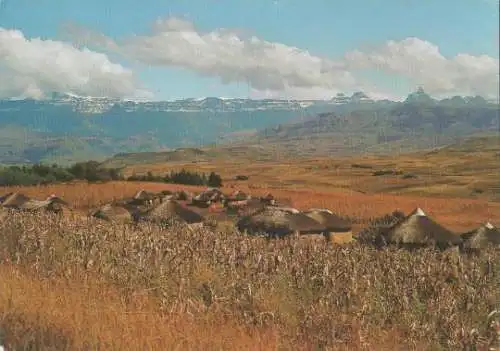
355,210,406,247
304,208,353,244
90,203,136,223
236,207,326,239
385,207,461,249
228,190,250,201
460,222,500,251
191,193,213,208
260,193,276,206
222,197,266,217
172,190,193,201
41,195,70,214
1,192,32,208
0,192,14,204
0,193,69,214
192,188,225,207
140,200,204,225
128,190,162,206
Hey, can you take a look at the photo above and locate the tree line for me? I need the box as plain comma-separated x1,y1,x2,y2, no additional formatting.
127,169,222,188
0,162,223,188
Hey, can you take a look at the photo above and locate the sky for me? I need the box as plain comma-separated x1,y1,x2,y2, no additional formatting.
0,0,498,101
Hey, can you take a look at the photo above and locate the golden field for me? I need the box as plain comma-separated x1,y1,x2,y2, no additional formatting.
3,144,499,231
0,147,499,350
2,180,499,233
0,212,498,350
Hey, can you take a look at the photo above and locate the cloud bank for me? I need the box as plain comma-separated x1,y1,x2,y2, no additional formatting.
1,17,499,100
68,17,500,100
0,28,150,99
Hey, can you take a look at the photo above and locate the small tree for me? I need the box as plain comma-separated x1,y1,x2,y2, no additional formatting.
207,172,222,188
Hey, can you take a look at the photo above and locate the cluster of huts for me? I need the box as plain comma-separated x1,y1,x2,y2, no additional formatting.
0,188,499,251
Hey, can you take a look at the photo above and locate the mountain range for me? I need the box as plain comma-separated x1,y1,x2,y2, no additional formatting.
0,89,498,165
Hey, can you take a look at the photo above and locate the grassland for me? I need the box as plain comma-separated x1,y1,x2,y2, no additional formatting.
0,212,498,350
108,136,500,203
1,138,499,350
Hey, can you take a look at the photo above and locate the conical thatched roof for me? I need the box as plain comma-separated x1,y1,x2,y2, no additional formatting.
127,190,159,206
1,192,32,208
260,193,276,205
303,209,352,232
0,192,14,204
225,197,265,217
133,190,156,200
45,194,70,206
141,200,204,224
195,188,225,202
18,199,56,211
461,222,500,249
1,193,69,213
237,207,326,237
193,192,212,202
385,207,461,247
90,203,135,223
262,193,274,200
174,190,193,201
229,190,249,201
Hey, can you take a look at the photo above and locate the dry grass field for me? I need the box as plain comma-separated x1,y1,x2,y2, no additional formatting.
0,212,498,350
2,180,499,233
0,145,499,350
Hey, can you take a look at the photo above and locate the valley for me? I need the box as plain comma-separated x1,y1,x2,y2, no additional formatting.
1,90,498,164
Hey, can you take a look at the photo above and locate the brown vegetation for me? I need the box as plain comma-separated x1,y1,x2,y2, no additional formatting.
1,180,498,232
0,212,498,350
1,145,499,349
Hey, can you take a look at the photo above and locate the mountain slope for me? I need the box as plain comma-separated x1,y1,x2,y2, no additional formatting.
236,95,499,157
0,91,497,164
0,96,346,164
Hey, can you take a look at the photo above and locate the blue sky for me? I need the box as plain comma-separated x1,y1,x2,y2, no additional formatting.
0,0,498,100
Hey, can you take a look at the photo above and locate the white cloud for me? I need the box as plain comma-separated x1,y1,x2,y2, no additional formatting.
3,17,499,100
67,18,360,94
344,37,499,99
67,17,499,100
0,27,150,99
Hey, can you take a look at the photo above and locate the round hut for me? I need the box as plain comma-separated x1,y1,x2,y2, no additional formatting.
237,206,327,241
42,195,71,215
140,199,204,225
460,222,500,251
228,190,250,201
385,207,461,249
260,193,276,206
0,192,32,209
303,208,353,244
129,190,160,206
90,203,136,223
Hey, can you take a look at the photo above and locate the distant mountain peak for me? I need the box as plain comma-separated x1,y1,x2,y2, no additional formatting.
404,87,435,104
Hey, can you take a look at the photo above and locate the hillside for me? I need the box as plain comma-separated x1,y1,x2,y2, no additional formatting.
0,90,497,165
236,92,499,157
100,144,281,168
0,95,342,165
113,135,500,203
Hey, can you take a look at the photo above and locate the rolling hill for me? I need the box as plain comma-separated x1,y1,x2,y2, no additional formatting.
233,91,499,157
0,89,498,164
104,134,499,204
0,94,351,164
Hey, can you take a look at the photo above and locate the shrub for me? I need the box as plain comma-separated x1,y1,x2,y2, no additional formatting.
128,169,223,187
372,169,404,176
0,161,123,186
